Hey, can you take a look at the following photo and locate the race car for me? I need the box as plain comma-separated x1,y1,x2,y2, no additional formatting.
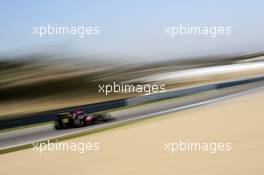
54,110,113,130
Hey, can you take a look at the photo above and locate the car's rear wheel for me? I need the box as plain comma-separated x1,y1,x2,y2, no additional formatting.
54,121,63,130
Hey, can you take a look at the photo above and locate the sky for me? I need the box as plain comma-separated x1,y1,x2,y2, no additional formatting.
0,0,264,61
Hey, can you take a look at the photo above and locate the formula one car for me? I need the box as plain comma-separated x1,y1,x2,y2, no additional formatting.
54,110,113,130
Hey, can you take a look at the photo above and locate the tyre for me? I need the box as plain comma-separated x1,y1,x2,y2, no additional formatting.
73,118,84,127
103,114,112,122
54,121,63,130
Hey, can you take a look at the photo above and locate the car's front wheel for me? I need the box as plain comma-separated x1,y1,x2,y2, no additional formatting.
103,114,112,122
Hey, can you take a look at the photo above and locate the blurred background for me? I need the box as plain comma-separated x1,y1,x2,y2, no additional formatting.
0,0,264,118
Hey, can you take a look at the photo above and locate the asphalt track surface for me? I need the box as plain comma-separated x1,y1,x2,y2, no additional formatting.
1,80,264,150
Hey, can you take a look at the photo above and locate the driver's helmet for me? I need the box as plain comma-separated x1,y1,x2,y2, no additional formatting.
72,109,84,118
75,109,84,115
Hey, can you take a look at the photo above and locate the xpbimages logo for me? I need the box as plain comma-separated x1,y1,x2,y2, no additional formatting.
32,24,100,38
164,24,232,38
32,140,100,154
164,140,232,154
98,82,166,95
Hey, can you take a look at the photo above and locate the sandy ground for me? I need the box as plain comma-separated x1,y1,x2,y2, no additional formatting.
1,89,264,175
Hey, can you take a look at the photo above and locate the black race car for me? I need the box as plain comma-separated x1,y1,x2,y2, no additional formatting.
54,110,113,130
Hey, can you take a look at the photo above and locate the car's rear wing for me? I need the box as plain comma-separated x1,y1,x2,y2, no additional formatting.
57,112,71,118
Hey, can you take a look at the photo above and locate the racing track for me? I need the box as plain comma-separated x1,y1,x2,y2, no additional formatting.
0,80,264,151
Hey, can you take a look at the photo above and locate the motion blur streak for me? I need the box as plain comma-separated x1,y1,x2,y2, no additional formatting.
136,62,264,83
0,51,263,119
